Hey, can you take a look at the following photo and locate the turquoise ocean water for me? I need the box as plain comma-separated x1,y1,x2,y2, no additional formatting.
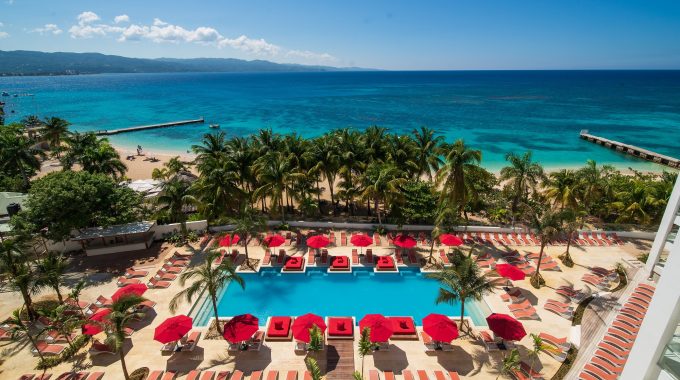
193,267,488,327
2,70,680,171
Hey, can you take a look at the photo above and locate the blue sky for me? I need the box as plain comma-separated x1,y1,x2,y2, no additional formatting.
1,0,679,69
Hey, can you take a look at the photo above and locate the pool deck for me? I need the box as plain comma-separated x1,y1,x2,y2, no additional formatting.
0,232,650,379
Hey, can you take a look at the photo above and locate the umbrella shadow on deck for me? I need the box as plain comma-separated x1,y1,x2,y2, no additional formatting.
166,346,206,372
206,345,273,374
372,345,408,373
433,345,476,376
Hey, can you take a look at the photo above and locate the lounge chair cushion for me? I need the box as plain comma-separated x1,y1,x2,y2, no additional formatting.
376,256,395,269
284,257,304,270
388,317,416,335
267,317,292,337
330,256,349,269
328,317,354,337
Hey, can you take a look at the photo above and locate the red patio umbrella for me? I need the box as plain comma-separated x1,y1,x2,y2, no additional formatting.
264,234,285,248
359,314,393,343
82,309,111,335
292,313,327,343
422,313,459,343
351,234,373,254
219,234,240,247
439,234,463,247
154,315,193,344
495,264,526,281
486,313,527,341
111,283,147,302
307,235,330,249
223,314,259,343
393,234,417,249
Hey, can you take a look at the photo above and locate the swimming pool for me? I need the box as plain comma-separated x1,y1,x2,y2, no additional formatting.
192,267,489,326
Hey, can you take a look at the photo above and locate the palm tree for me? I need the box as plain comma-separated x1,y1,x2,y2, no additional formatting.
436,139,481,217
192,132,228,171
80,140,127,178
169,251,244,337
0,239,38,319
528,333,547,375
544,169,580,210
357,327,374,378
309,134,341,212
37,304,80,349
228,206,266,268
103,294,146,380
6,308,46,361
426,258,495,333
577,160,613,217
155,178,197,238
361,162,407,226
68,279,88,318
611,179,664,224
253,152,293,222
41,117,71,157
0,124,44,188
36,252,68,303
530,210,562,288
498,348,521,379
427,200,457,264
500,151,545,217
305,357,325,380
559,208,582,267
412,126,444,180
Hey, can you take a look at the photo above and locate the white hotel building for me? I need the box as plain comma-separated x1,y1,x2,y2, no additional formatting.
620,176,680,379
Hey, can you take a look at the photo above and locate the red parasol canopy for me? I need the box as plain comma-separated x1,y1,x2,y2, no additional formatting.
439,234,463,247
82,309,111,335
223,314,259,343
291,313,327,343
111,284,147,302
422,313,459,342
154,315,193,344
495,264,526,281
219,234,240,247
350,234,373,247
306,235,331,249
393,234,417,248
264,235,285,247
486,313,527,341
359,314,394,343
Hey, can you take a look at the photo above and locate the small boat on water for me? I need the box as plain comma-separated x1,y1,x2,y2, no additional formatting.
1,92,9,97
209,124,220,129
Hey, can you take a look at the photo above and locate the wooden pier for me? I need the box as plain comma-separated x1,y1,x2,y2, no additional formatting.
95,117,204,136
580,130,680,168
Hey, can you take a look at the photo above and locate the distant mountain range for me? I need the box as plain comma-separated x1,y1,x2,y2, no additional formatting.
0,50,371,76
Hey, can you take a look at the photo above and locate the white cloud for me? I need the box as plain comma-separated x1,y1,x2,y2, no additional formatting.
65,11,336,64
77,11,100,25
0,22,4,27
114,14,129,24
0,31,8,39
31,24,63,35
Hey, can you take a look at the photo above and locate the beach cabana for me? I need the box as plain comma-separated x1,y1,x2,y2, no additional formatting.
71,221,156,256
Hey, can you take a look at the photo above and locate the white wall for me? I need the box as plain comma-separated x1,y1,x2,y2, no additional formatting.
152,220,208,239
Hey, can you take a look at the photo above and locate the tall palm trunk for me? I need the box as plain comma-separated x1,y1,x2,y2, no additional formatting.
211,293,224,337
119,347,130,380
427,238,435,264
532,243,546,288
54,286,64,304
375,198,382,226
459,299,467,333
27,332,45,362
19,288,36,320
279,192,286,222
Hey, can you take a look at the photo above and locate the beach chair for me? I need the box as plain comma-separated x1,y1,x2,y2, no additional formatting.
365,249,373,264
594,349,627,366
598,341,629,358
408,250,418,265
402,370,415,380
250,371,263,380
480,331,500,351
277,249,286,264
180,331,201,351
352,249,359,264
214,373,230,380
161,371,177,380
383,372,395,380
145,372,163,380
439,249,450,265
420,331,436,351
32,341,65,356
186,371,201,380
147,278,171,289
609,232,625,245
154,271,177,281
285,371,297,380
582,364,617,380
89,340,115,356
512,308,540,320
265,371,278,380
230,371,244,380
416,370,430,380
262,249,272,265
116,277,141,287
160,264,184,274
544,302,574,319
125,267,149,278
321,249,328,264
591,356,623,375
369,370,380,380
308,249,316,265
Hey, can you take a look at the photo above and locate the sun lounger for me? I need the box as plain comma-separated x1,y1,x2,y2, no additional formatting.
376,256,396,271
116,277,141,287
187,371,201,380
416,370,429,380
154,271,176,281
480,331,500,351
369,370,380,380
55,372,89,380
199,372,215,380
603,335,634,350
277,249,286,265
512,308,540,320
266,316,293,340
285,371,297,380
591,356,622,375
438,250,451,265
160,264,184,274
229,371,244,380
351,249,359,264
598,342,629,359
519,362,543,379
214,372,230,380
180,331,201,351
594,349,627,366
402,370,415,380
161,371,177,380
508,300,534,312
146,372,163,380
365,249,373,263
32,341,65,356
302,371,312,380
251,371,263,380
125,268,148,278
544,303,574,319
383,372,395,380
420,331,436,351
262,249,272,265
147,277,171,288
538,333,570,350
265,371,278,380
321,249,328,264
583,364,617,380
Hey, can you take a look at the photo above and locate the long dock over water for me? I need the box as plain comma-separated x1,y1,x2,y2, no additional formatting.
95,117,204,136
580,130,679,168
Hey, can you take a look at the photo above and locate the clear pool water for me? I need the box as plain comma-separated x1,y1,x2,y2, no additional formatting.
193,267,489,326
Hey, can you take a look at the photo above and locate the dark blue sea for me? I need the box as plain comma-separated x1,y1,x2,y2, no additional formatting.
2,70,679,170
